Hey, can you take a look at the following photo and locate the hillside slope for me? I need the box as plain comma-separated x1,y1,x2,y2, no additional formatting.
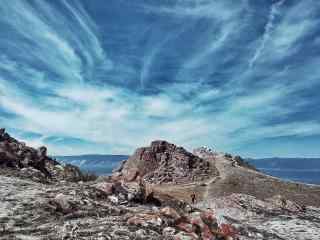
114,141,320,207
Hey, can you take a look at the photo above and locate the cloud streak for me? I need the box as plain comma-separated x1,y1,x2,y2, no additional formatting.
249,0,285,68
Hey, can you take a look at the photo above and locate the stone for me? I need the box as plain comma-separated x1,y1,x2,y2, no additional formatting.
108,195,119,204
111,171,122,181
163,227,176,237
135,229,147,238
124,168,139,182
219,224,237,238
127,216,148,227
174,231,199,240
189,212,205,229
95,182,114,195
37,146,47,158
200,224,214,240
200,209,218,230
127,213,162,228
176,223,195,233
53,193,72,213
160,206,181,221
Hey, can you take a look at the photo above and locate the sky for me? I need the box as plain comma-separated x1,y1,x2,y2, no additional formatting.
0,0,320,157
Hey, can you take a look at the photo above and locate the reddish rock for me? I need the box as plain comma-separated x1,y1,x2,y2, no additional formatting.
200,224,214,240
219,223,237,238
189,212,205,229
116,140,218,184
200,209,218,230
176,222,195,233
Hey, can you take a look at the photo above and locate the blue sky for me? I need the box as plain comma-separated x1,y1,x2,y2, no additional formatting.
0,0,320,157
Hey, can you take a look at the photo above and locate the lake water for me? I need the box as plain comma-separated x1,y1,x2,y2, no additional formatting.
258,168,320,185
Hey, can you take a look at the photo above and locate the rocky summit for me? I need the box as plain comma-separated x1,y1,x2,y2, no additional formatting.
113,140,219,184
1,134,320,240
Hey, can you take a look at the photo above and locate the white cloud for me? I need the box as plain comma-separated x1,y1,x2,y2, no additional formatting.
249,0,285,68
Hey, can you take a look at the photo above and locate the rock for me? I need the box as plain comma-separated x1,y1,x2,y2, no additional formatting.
200,224,214,240
127,213,162,228
0,129,84,182
37,146,47,158
53,193,72,213
127,216,148,227
61,164,83,182
160,207,181,221
135,229,147,238
176,223,195,233
219,224,237,238
20,167,46,182
95,182,115,195
108,195,119,204
124,168,139,182
117,140,218,184
163,227,176,237
174,231,199,240
193,147,215,159
112,160,127,173
200,209,218,230
267,195,302,212
111,171,122,181
119,181,145,202
189,212,205,229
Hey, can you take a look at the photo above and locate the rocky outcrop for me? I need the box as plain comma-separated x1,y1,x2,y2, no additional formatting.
0,128,87,182
115,140,218,184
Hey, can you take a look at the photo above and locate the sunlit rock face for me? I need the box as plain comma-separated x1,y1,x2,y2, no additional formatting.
115,140,218,184
0,128,85,182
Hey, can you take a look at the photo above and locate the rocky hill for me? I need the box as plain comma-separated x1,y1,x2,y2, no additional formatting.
114,141,320,207
114,140,219,184
1,134,320,240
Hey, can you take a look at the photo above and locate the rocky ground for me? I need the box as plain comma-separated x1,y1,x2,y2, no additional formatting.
196,194,320,240
1,131,320,239
0,169,237,240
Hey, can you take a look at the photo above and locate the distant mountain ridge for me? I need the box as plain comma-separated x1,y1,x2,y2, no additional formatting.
54,154,129,175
